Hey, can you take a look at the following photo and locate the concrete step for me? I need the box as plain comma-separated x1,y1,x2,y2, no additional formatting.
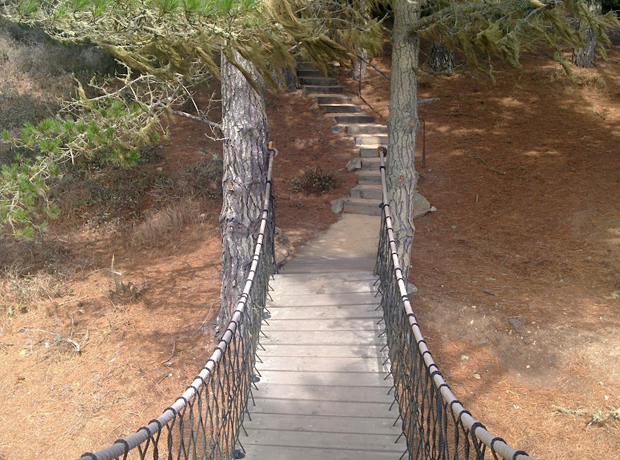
313,94,350,104
339,123,388,135
297,62,317,70
361,157,384,170
298,69,326,78
351,185,383,200
343,198,383,216
300,76,339,86
320,104,362,113
334,114,375,124
357,171,381,185
355,134,388,146
358,145,385,158
305,85,343,94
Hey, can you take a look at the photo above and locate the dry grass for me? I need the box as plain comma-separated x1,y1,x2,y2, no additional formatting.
528,66,608,90
130,199,200,249
0,238,74,316
150,154,223,206
0,19,114,133
0,270,60,316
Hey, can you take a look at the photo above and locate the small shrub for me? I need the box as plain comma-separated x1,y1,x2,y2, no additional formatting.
151,153,223,205
130,199,199,249
109,256,141,304
290,166,340,194
0,271,59,316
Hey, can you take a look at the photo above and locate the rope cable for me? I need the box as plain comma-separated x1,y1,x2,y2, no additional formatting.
73,149,277,460
375,147,535,460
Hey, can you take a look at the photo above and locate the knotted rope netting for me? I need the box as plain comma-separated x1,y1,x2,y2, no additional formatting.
75,148,277,460
374,147,535,460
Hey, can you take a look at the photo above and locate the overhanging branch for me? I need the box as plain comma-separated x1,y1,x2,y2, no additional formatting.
171,110,222,131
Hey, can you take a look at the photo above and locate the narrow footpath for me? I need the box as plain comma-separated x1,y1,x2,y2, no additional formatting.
243,215,406,460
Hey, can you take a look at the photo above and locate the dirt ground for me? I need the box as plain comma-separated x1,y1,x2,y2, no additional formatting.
1,42,619,460
340,44,620,459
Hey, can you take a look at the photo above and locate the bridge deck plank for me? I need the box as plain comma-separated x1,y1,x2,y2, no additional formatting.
244,258,402,459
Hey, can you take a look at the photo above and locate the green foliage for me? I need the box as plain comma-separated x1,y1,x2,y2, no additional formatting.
290,166,340,195
0,69,176,237
2,0,382,88
414,0,620,80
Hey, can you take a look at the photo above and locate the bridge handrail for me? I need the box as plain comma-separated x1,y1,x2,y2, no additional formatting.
75,148,276,460
375,147,535,460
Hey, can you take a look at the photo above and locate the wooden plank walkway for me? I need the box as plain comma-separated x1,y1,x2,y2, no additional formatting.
243,255,405,459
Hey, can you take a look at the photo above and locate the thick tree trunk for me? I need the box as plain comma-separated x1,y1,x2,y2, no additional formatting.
572,0,602,68
216,51,269,331
428,42,454,74
387,0,420,279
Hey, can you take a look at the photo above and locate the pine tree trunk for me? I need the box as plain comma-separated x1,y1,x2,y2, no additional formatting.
217,51,269,331
572,0,602,68
386,0,420,279
428,42,454,75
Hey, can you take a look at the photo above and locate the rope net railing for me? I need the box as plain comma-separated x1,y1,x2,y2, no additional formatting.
374,147,535,460
75,148,277,460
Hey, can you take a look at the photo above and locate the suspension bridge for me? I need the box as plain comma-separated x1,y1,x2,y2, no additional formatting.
73,145,535,460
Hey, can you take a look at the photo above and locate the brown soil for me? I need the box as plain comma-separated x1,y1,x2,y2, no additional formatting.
0,88,355,459
340,45,620,459
1,43,620,460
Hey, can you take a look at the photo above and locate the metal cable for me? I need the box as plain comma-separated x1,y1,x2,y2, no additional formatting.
375,147,535,460
74,149,277,460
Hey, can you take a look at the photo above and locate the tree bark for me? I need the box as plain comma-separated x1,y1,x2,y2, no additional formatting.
386,0,420,279
351,49,368,81
428,42,454,74
217,51,269,331
572,0,602,68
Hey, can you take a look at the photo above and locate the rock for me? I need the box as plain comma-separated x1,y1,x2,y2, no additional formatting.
274,227,295,267
346,157,362,172
310,102,319,112
508,316,527,335
412,192,431,219
430,206,437,212
330,198,347,214
407,282,418,294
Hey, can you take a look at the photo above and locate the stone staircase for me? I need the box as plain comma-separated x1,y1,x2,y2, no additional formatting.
298,63,386,216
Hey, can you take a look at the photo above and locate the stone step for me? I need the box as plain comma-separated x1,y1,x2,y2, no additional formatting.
357,171,381,185
355,134,388,146
351,185,383,200
313,94,350,104
300,76,339,86
320,104,362,113
305,86,343,94
358,145,385,158
297,62,317,70
343,198,383,216
334,114,375,124
298,69,325,78
361,157,383,170
338,123,387,135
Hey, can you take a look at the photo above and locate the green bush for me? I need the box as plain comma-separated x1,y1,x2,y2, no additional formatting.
290,166,340,194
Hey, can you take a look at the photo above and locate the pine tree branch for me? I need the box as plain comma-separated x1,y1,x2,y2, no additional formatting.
171,110,222,131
